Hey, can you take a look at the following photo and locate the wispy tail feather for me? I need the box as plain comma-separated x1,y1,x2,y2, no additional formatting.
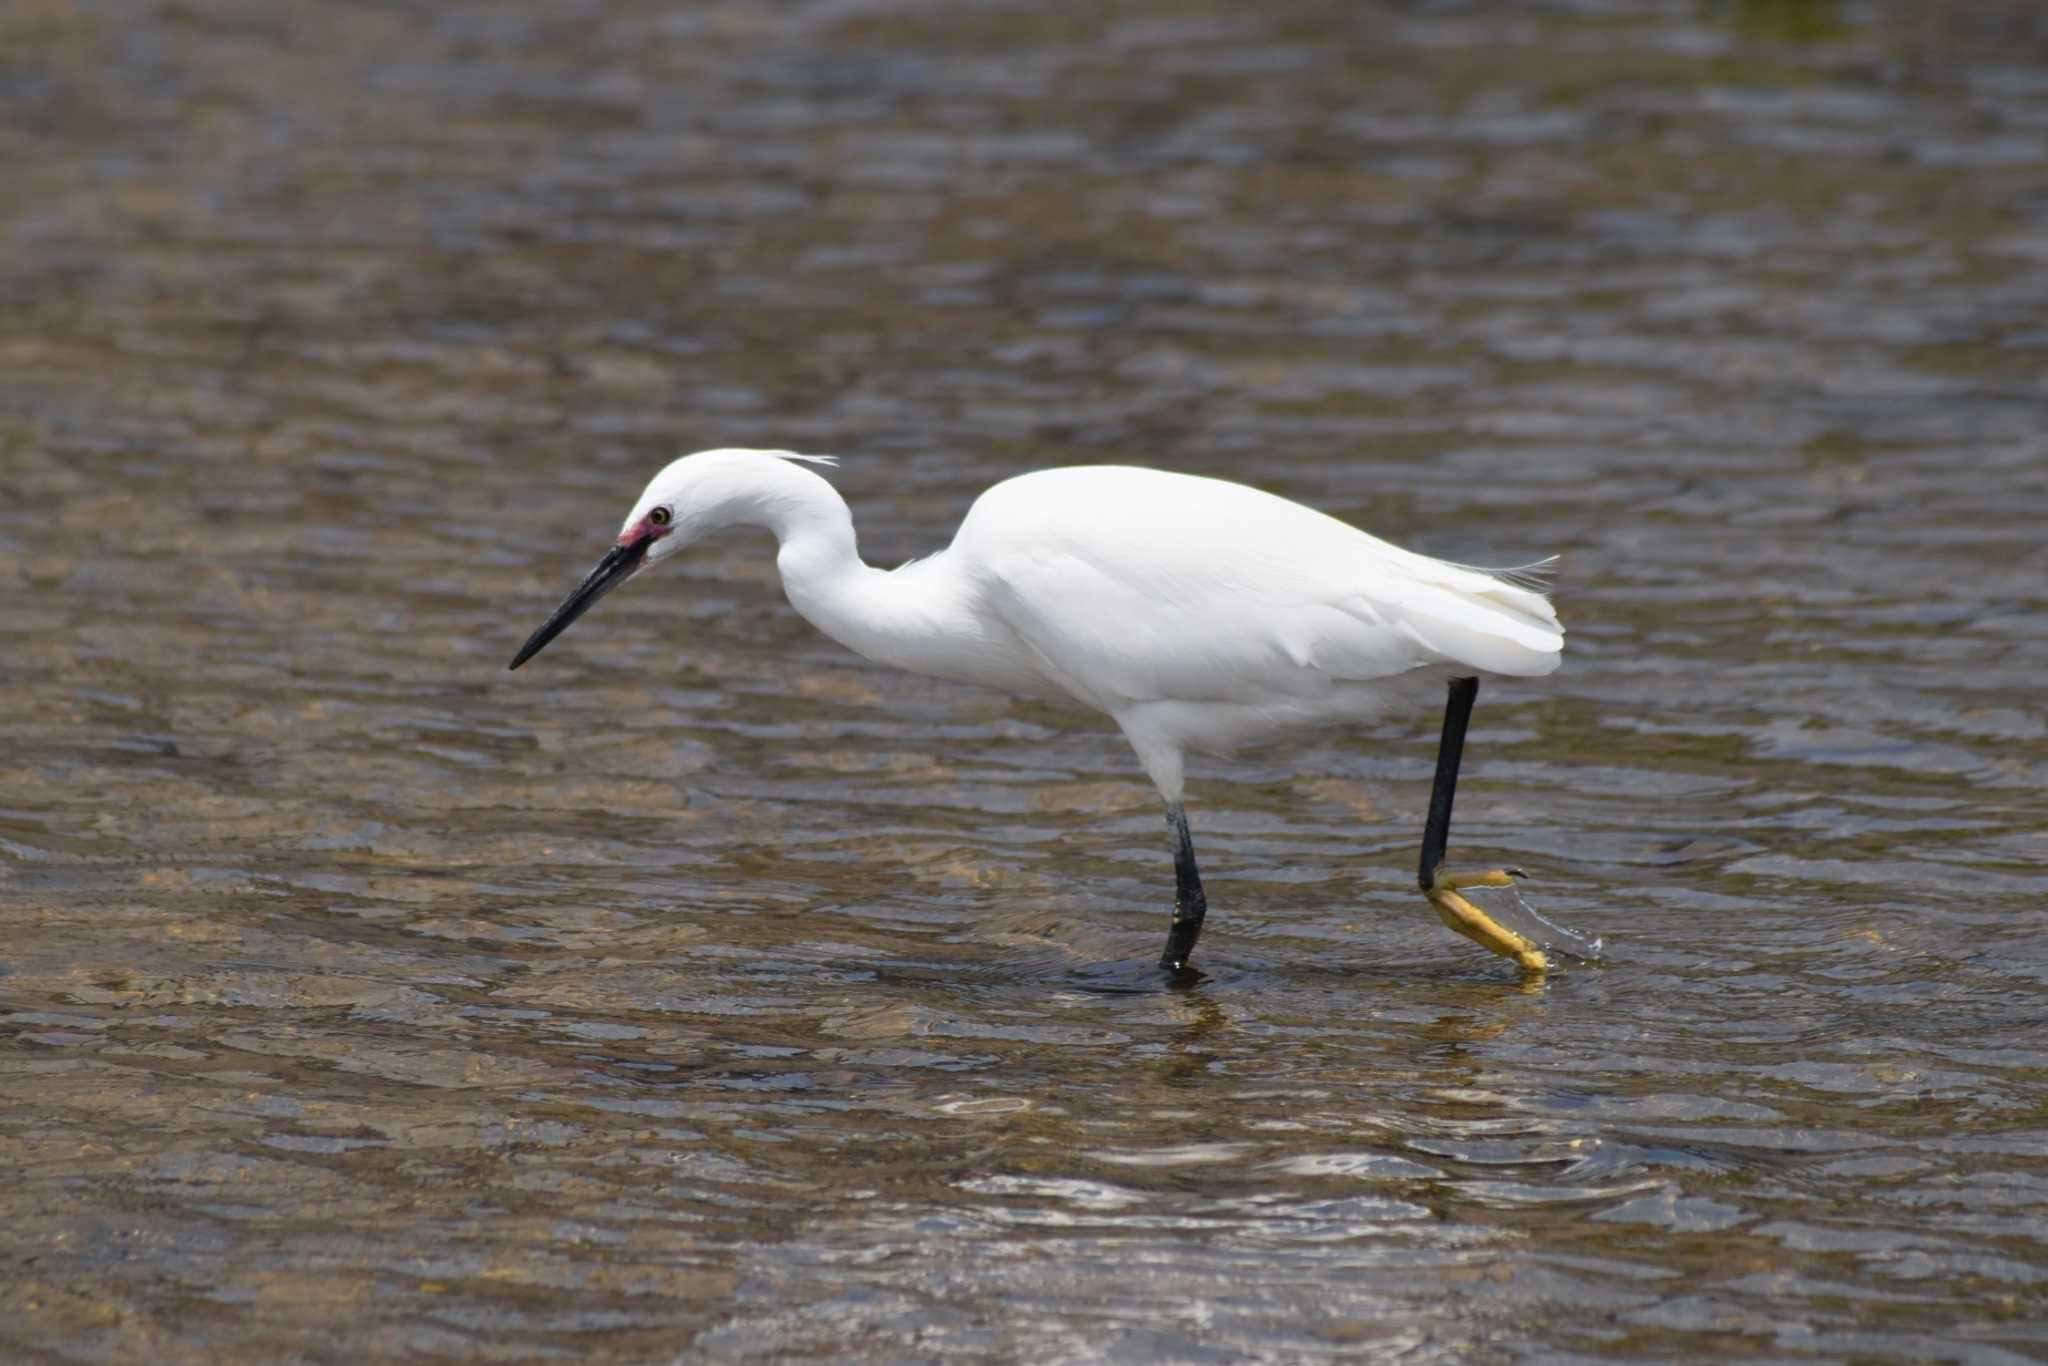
1458,554,1559,596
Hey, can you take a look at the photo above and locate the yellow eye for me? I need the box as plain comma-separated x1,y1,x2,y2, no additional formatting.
649,506,673,527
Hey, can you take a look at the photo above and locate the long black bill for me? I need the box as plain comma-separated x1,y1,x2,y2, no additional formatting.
508,537,651,670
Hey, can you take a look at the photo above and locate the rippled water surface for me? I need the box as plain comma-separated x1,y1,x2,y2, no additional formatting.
5,1,2048,1360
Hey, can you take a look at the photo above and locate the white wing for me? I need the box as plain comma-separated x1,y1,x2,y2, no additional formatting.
955,467,1562,713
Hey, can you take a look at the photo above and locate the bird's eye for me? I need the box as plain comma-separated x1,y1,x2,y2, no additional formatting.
649,506,673,527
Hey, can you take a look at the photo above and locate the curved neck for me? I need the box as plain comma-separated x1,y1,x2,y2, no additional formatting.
745,460,864,596
745,464,965,676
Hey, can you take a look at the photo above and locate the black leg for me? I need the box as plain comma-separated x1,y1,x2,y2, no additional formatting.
1415,674,1556,972
1419,676,1480,893
1159,803,1207,972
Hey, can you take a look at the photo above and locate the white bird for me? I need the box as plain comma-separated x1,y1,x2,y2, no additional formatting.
511,448,1580,976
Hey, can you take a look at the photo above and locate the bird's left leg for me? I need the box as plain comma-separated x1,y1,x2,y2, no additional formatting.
1159,803,1207,974
1419,676,1549,974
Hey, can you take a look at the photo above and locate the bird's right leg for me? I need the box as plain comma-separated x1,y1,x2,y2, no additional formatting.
1159,802,1207,974
1419,675,1550,974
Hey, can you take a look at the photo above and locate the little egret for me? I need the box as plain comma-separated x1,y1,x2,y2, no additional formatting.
510,448,1577,976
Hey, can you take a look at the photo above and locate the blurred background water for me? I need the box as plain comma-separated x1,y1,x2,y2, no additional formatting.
3,0,2046,1360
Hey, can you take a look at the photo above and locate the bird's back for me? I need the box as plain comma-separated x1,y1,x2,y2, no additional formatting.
946,465,1562,718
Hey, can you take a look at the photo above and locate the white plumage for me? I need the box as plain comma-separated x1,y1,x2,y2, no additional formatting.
940,464,1560,798
511,448,1567,975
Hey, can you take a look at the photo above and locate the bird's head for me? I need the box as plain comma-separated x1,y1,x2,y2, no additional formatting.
507,448,836,670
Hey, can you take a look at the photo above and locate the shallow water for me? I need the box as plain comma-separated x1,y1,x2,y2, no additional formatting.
4,0,2048,1360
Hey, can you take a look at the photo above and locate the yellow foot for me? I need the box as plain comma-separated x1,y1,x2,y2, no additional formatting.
1426,867,1550,975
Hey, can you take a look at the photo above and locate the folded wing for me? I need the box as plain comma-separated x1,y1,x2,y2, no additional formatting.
960,467,1563,711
